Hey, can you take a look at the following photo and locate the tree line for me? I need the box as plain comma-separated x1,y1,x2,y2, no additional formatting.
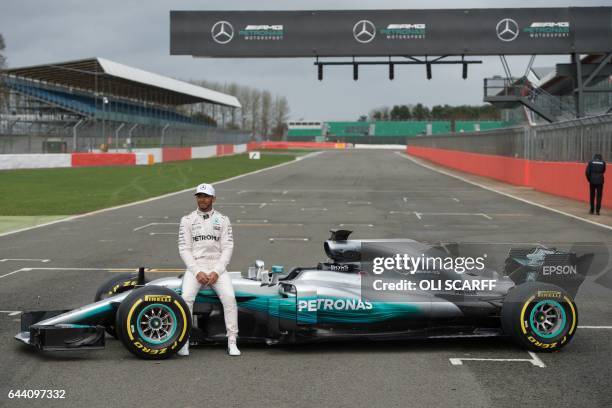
366,103,501,121
185,79,290,140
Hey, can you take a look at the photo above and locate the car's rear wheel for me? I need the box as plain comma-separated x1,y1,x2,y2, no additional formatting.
116,286,191,359
501,282,577,352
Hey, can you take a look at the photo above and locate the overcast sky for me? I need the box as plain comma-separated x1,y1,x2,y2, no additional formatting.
1,1,609,120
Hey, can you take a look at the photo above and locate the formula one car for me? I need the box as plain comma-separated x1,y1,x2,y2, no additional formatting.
15,230,590,359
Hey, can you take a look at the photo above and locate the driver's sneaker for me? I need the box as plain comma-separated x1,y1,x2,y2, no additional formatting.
227,337,241,356
177,344,189,357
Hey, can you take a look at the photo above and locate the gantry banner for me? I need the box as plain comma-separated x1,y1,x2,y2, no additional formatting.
170,7,612,57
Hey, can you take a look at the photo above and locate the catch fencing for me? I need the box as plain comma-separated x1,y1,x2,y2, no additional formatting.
406,114,612,162
0,119,251,154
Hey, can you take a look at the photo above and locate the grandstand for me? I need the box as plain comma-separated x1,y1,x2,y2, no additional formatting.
288,120,510,144
0,58,245,153
287,121,324,139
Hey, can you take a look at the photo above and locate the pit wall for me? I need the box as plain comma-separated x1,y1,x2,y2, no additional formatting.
406,145,612,208
0,143,249,170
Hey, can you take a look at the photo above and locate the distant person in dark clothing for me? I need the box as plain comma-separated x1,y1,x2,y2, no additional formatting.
586,153,606,215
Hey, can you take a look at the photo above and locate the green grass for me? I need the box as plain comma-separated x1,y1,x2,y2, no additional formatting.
0,154,294,215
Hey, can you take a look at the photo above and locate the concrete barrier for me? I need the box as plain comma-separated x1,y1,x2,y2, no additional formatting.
216,144,235,156
407,145,612,208
162,147,191,162
132,148,162,164
71,153,136,167
1,142,250,170
0,154,72,170
192,145,217,159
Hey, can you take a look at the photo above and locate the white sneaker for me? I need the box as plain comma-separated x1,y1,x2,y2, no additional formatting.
227,337,241,356
177,343,189,357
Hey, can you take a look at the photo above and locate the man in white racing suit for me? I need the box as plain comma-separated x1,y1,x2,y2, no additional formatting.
177,183,240,356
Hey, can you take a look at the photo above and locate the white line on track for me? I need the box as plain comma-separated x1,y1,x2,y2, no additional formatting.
339,223,374,227
578,326,612,329
272,199,296,202
413,212,492,220
269,237,309,242
236,219,268,223
347,201,371,205
397,152,612,231
133,222,178,231
0,268,29,279
0,258,50,263
0,311,22,316
149,232,178,236
452,198,460,202
0,266,189,280
0,152,319,239
449,351,546,368
216,203,265,206
301,208,328,211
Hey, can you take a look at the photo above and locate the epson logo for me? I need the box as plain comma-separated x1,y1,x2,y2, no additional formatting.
330,264,349,272
387,24,426,29
244,25,283,30
193,235,219,242
298,299,373,312
542,265,577,276
529,22,569,28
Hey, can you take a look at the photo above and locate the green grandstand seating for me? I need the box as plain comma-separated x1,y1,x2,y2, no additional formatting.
288,129,323,137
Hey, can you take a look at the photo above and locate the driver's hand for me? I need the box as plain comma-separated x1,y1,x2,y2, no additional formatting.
196,272,209,285
208,272,219,285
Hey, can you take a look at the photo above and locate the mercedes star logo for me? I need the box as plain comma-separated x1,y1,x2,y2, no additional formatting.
353,20,376,43
496,18,519,42
211,21,234,44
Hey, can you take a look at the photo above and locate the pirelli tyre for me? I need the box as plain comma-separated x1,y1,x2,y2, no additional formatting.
94,273,149,302
94,273,149,338
501,282,577,352
116,286,191,360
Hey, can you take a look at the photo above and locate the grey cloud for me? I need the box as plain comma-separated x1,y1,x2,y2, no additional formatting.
0,0,607,120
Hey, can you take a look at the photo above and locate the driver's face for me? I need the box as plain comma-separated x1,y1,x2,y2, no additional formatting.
196,194,215,212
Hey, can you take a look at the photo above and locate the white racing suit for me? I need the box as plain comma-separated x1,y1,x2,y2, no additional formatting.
178,209,238,346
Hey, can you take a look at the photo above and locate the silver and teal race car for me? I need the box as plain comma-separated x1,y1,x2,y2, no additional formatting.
15,230,590,359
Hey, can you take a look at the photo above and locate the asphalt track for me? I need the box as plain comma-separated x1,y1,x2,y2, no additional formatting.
1,149,611,408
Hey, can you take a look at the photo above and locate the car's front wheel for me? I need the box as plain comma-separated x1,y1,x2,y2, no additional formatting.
94,273,150,338
116,286,191,359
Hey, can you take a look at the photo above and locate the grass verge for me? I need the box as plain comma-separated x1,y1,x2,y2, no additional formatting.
0,153,294,215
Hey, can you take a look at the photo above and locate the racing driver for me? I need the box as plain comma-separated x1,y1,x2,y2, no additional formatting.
177,183,240,356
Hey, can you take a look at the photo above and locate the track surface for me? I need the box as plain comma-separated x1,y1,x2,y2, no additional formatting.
1,150,611,408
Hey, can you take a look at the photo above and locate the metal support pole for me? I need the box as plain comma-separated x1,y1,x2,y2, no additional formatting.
524,55,536,78
583,52,612,88
127,123,138,152
72,119,85,152
575,53,584,118
160,123,170,147
114,123,125,152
